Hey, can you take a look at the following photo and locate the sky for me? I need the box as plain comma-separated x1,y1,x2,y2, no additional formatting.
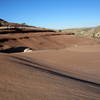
0,0,100,29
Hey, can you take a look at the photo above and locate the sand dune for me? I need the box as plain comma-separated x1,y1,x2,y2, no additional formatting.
0,44,100,100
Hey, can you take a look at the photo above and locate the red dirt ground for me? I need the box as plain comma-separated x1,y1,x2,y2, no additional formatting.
0,31,100,100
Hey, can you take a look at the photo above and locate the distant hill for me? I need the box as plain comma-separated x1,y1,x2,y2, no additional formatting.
0,19,55,33
0,18,35,27
63,26,100,38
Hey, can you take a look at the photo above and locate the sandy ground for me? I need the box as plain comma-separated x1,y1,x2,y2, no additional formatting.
0,44,100,100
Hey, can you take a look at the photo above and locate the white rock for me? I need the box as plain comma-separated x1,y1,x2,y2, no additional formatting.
24,48,32,52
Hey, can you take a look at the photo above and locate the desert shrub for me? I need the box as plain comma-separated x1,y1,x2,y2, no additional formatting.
92,32,100,39
58,30,62,32
21,23,27,25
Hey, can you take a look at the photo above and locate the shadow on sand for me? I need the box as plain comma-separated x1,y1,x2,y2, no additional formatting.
10,55,100,87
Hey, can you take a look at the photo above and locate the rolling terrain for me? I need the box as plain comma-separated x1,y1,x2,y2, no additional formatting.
63,26,100,38
0,19,100,100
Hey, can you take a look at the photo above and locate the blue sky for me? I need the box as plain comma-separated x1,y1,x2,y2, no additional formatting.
0,0,100,29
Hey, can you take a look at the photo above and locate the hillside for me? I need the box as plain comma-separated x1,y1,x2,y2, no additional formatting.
0,19,55,34
1,31,100,52
63,26,100,38
0,20,100,53
0,19,33,27
0,19,78,52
